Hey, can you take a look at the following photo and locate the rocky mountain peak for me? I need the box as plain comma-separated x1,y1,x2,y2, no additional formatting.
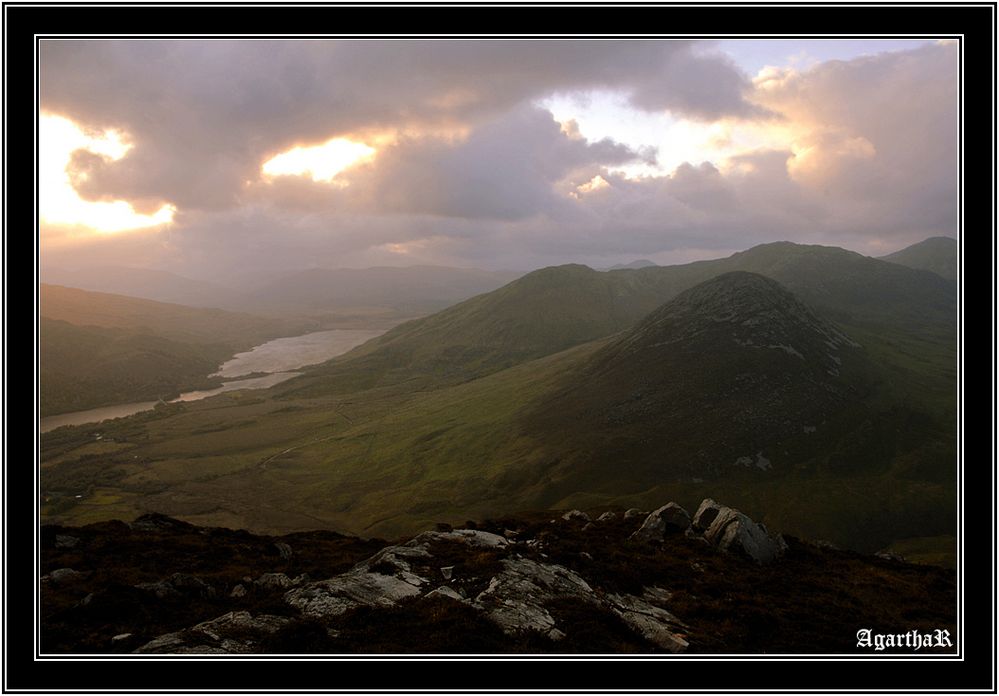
606,271,858,372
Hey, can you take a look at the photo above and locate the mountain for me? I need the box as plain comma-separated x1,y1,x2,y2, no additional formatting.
529,272,876,483
39,285,314,415
286,263,680,394
604,259,658,271
879,236,958,281
40,266,241,309
40,318,232,417
39,242,957,555
40,284,312,346
239,265,521,315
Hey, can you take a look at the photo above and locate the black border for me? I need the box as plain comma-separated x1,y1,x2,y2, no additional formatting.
6,2,997,692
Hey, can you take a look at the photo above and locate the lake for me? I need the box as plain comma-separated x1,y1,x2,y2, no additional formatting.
39,328,385,433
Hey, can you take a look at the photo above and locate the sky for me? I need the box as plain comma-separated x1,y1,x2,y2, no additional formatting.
38,38,958,278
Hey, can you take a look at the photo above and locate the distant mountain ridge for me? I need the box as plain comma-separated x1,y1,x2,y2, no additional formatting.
879,236,957,281
604,259,658,271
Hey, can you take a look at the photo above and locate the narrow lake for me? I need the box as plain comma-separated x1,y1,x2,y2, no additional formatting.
40,328,385,433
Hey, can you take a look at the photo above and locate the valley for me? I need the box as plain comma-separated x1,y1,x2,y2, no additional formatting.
39,240,958,566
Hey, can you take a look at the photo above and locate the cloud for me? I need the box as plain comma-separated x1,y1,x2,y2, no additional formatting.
42,40,761,212
39,40,958,272
750,42,958,235
253,105,639,221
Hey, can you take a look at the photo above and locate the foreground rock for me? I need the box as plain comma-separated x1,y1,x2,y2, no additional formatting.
135,611,290,654
140,524,687,653
630,503,691,542
694,499,787,564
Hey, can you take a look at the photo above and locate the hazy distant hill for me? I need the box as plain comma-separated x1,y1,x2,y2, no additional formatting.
39,285,314,416
604,259,658,271
40,318,233,416
40,284,311,346
879,236,957,281
40,266,242,309
239,265,520,314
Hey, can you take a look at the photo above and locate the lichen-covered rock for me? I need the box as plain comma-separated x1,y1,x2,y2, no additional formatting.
425,585,465,601
472,557,593,640
43,568,84,585
561,510,591,523
55,534,79,549
284,543,431,618
597,511,617,522
254,572,294,590
134,611,290,654
135,573,216,599
606,586,689,652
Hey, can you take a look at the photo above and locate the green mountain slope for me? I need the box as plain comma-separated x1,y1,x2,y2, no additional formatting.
879,236,958,281
531,272,873,481
39,285,315,416
40,284,311,346
40,318,234,416
283,264,681,394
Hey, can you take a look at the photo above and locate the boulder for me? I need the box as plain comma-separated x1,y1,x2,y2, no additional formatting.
630,503,691,542
272,542,293,561
623,508,644,519
562,510,591,523
875,550,905,562
131,514,194,533
597,511,617,522
472,557,593,640
701,504,787,564
135,573,216,599
44,567,84,585
54,534,79,549
691,499,723,532
254,573,294,590
229,584,247,598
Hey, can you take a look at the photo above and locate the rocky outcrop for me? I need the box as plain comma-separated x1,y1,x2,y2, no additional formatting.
472,557,593,640
606,586,688,653
134,611,291,654
40,508,958,656
138,522,689,653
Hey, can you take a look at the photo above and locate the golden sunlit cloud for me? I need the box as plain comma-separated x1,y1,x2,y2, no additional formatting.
261,137,376,183
40,113,176,233
576,174,610,194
